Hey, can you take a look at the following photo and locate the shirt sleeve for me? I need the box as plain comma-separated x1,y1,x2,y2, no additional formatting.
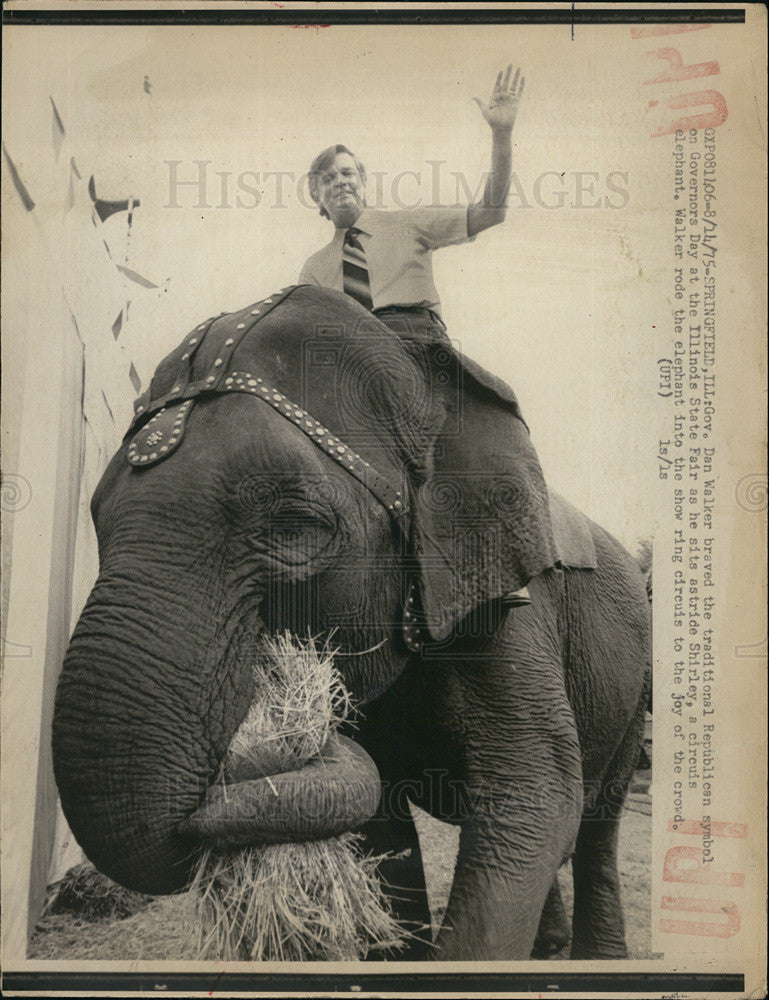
298,259,319,284
402,206,474,249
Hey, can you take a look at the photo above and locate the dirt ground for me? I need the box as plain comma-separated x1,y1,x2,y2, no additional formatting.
29,774,652,961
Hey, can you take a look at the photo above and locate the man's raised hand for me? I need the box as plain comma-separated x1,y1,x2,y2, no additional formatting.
473,64,525,133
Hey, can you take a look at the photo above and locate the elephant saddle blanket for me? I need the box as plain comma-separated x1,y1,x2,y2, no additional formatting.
548,490,598,570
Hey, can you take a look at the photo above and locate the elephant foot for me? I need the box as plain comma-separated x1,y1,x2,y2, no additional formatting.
531,879,571,959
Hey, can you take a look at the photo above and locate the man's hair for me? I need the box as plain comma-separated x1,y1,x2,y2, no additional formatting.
308,144,367,220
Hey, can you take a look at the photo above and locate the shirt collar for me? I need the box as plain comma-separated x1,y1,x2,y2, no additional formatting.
333,207,372,240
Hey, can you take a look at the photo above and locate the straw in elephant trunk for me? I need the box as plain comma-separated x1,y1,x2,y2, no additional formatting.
222,631,352,783
190,632,411,961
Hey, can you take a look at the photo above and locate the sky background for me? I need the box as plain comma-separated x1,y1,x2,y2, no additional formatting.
3,19,757,551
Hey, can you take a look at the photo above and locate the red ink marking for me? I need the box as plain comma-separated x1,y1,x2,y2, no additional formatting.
663,846,745,887
643,48,720,86
660,819,747,938
667,818,748,838
660,896,740,937
649,90,729,137
632,22,728,135
631,24,712,39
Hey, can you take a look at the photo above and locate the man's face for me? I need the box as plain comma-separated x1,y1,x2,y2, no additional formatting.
316,152,365,227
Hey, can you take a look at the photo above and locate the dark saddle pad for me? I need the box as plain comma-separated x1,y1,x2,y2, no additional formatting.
548,490,597,570
453,348,526,415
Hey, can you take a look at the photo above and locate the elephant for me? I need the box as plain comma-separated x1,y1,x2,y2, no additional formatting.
52,284,651,961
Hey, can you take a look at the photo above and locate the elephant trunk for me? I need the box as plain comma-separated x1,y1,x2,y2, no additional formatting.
180,734,381,850
53,670,206,892
53,593,381,895
52,593,254,894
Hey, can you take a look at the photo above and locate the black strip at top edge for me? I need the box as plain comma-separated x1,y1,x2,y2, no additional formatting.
1,7,747,26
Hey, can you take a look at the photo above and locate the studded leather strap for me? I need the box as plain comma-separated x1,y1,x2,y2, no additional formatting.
402,578,423,653
130,288,296,427
127,399,193,466
128,374,409,530
219,372,409,527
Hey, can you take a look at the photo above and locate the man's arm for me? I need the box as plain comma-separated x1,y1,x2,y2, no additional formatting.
467,65,525,238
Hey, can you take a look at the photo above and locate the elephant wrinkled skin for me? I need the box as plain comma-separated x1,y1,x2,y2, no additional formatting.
53,285,651,960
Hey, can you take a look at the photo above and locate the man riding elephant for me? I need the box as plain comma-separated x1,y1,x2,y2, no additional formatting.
300,65,533,608
301,64,523,300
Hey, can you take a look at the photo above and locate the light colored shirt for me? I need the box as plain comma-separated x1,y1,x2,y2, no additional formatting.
298,205,472,317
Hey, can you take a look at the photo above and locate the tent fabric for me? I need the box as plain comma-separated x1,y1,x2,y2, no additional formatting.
1,143,35,211
1,91,156,957
1,145,81,957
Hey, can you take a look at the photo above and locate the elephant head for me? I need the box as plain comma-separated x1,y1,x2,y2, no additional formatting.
52,285,556,894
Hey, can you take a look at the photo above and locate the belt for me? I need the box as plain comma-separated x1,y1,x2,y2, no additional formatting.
373,305,445,328
372,307,448,345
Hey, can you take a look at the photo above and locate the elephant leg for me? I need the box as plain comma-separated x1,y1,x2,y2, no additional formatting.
436,794,580,961
570,807,627,958
428,625,584,958
570,689,647,958
358,811,435,960
531,877,572,958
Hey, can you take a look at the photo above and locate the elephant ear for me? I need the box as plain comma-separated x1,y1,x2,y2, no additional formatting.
408,347,558,643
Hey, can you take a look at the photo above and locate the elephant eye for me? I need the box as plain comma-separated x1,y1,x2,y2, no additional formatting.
272,502,337,535
232,474,350,521
252,514,341,574
236,495,340,571
226,472,348,574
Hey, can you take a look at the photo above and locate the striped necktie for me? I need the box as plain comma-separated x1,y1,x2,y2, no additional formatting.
342,228,373,310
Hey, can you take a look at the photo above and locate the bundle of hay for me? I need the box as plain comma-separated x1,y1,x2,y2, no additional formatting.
190,632,409,961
